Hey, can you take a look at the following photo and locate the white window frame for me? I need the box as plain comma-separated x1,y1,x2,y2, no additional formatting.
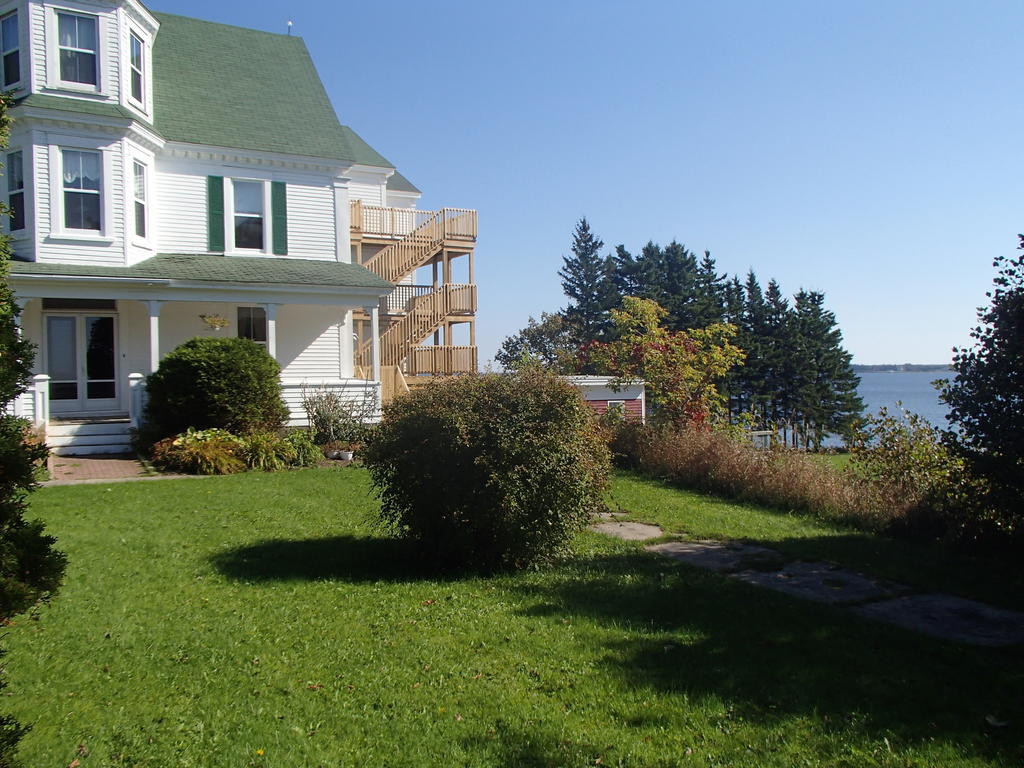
224,177,273,255
46,137,114,242
131,159,147,243
606,400,626,414
1,10,21,89
47,7,103,93
6,149,25,234
128,29,145,109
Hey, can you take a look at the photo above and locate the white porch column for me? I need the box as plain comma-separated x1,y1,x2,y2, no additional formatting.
364,304,381,382
12,297,27,337
128,373,146,430
32,374,50,430
145,300,163,372
262,303,280,360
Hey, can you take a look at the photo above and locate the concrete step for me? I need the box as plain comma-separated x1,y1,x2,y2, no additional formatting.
48,433,133,448
52,444,134,457
49,421,131,438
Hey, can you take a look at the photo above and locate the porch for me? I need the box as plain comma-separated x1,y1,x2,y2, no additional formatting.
8,254,392,453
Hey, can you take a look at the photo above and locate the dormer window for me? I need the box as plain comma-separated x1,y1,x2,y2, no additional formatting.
58,13,98,86
1,12,19,87
129,31,144,104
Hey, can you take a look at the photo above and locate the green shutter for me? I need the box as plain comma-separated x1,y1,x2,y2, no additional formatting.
207,176,225,252
271,181,288,255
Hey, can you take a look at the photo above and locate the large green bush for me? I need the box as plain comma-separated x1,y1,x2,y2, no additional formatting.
144,337,289,439
363,369,610,572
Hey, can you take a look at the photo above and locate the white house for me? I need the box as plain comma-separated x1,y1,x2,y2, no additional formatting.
3,2,478,454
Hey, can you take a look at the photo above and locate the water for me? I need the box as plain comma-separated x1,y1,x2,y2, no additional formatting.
857,370,953,428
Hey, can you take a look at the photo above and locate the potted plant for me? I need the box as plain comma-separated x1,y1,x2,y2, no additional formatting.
322,441,354,461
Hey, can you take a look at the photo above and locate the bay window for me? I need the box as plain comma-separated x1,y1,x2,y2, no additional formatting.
62,149,101,231
129,31,144,104
1,11,19,87
58,12,98,86
133,161,147,238
7,150,23,232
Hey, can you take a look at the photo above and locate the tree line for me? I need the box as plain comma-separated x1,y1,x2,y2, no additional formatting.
497,218,864,447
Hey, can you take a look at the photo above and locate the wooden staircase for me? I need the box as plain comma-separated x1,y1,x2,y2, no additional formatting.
351,201,478,387
360,206,476,283
358,284,476,368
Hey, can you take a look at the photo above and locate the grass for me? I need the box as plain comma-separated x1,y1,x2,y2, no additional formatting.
7,468,1024,767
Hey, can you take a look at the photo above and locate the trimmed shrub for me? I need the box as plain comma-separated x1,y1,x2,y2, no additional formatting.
150,428,245,475
240,431,298,472
144,337,289,439
285,430,321,467
363,369,610,572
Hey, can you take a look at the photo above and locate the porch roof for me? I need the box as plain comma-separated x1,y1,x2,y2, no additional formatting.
10,254,392,291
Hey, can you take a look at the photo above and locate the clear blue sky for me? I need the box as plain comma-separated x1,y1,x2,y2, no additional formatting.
155,0,1022,366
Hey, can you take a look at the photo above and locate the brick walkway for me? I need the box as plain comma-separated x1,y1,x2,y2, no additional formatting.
45,455,149,485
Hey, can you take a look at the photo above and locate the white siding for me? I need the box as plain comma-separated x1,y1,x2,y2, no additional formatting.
155,164,207,254
348,171,385,205
278,305,344,379
156,157,339,259
285,183,335,260
29,1,46,92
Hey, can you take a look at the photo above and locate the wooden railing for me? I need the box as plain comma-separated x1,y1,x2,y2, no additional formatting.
359,206,478,284
351,201,477,241
356,284,477,369
382,284,434,314
409,346,478,376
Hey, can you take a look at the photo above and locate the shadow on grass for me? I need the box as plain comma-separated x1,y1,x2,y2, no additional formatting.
210,535,443,583
514,548,1024,763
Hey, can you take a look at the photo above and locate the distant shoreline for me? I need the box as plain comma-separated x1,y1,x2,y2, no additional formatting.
852,364,952,373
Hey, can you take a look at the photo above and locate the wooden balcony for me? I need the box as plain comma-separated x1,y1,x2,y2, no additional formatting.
350,201,477,244
409,346,478,376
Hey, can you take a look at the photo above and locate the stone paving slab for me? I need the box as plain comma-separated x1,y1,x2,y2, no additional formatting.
856,593,1024,647
646,540,783,572
590,520,664,541
734,561,908,605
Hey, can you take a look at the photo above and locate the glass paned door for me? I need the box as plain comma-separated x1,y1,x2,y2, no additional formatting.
46,314,118,414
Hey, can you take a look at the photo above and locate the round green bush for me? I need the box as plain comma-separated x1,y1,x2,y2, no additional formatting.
144,337,289,439
363,369,610,572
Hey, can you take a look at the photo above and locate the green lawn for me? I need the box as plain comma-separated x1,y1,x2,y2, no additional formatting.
7,468,1023,767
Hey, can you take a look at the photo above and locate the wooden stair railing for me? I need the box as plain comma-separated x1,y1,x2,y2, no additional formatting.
362,208,478,284
356,284,477,369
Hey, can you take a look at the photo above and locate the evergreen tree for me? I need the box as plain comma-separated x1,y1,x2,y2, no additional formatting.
658,241,701,330
0,92,66,763
692,250,727,328
558,219,617,344
941,237,1024,531
788,289,863,448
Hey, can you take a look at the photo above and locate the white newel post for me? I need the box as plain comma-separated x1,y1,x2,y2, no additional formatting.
146,300,163,373
365,304,381,383
32,374,49,435
128,373,146,430
263,303,279,360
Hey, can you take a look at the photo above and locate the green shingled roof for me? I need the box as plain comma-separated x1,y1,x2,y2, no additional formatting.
15,93,151,125
387,170,421,194
12,12,420,190
11,254,392,291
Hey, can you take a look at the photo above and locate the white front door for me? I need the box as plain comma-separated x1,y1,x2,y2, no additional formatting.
45,313,119,415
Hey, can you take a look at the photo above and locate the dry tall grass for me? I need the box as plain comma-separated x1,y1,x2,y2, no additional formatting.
612,424,894,529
